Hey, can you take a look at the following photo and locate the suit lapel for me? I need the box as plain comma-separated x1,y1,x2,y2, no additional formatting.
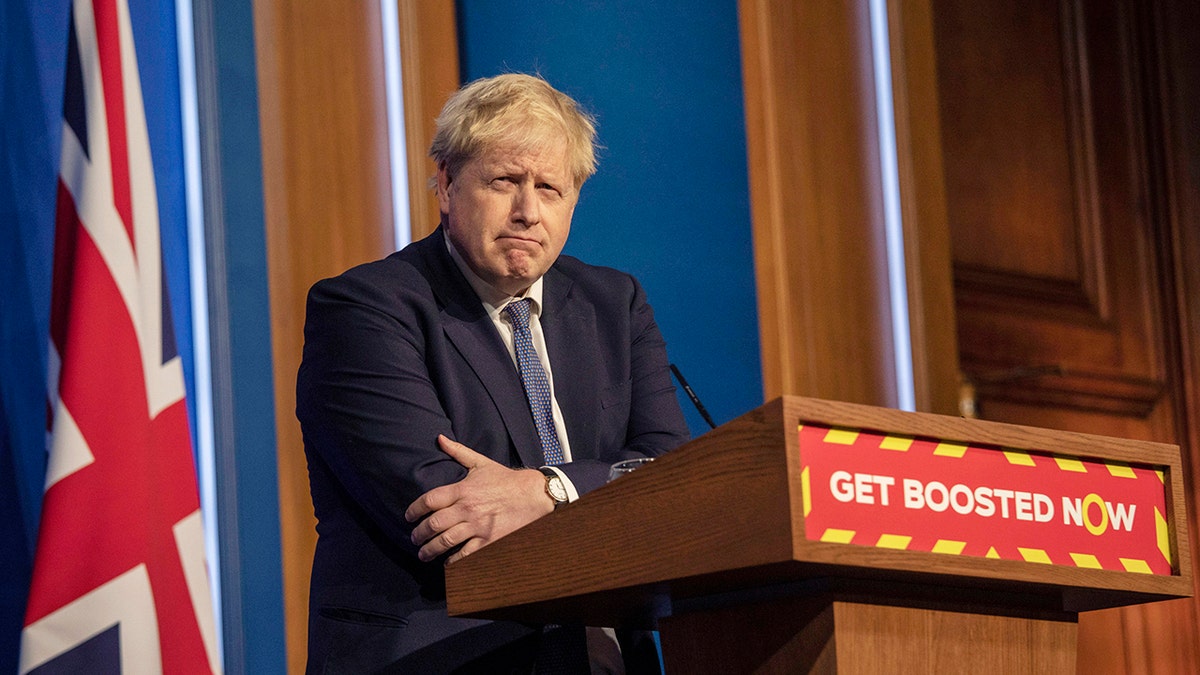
542,267,601,460
421,230,543,467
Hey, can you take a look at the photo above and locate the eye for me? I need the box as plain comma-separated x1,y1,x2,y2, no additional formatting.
537,182,562,197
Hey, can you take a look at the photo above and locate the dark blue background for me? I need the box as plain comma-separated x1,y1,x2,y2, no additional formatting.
457,0,764,437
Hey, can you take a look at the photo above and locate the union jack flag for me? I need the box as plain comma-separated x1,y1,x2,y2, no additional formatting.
19,0,219,672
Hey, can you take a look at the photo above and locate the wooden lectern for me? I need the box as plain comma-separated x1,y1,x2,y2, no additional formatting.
445,396,1192,673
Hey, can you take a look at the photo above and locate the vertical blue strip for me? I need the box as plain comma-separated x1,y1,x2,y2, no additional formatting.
190,0,285,672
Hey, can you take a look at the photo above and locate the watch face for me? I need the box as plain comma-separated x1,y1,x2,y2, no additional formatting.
547,476,568,502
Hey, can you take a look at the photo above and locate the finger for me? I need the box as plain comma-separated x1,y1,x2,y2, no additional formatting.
405,484,454,522
437,434,493,468
409,503,463,546
418,522,474,563
445,538,485,566
404,492,432,523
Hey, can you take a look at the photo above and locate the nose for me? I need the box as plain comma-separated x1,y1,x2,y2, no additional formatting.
511,181,541,227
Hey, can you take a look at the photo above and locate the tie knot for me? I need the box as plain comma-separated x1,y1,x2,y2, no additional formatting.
504,298,532,329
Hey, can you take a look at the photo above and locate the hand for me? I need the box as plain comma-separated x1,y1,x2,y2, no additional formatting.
405,435,553,564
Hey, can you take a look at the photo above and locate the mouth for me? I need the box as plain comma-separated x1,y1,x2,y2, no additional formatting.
496,234,541,246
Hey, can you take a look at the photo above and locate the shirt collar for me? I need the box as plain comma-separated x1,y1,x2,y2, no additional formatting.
445,232,544,321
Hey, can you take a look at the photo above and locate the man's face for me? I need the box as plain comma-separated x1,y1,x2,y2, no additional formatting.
438,141,578,297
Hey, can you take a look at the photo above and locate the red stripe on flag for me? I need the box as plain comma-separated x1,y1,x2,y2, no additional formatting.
22,0,216,671
27,210,200,621
91,0,135,250
49,181,80,352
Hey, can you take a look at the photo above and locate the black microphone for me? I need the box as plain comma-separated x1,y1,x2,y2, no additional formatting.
670,364,717,430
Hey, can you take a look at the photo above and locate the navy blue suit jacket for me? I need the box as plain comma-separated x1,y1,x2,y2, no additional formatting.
296,228,690,672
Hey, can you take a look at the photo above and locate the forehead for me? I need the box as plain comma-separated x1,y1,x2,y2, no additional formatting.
465,141,573,189
472,140,570,175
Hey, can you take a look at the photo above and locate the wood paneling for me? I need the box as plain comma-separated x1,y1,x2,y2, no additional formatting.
397,1,459,240
253,3,394,672
1155,0,1200,669
254,2,458,672
923,0,1200,670
938,0,1166,409
886,0,962,416
739,0,898,408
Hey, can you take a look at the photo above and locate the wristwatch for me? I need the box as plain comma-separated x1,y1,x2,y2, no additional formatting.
539,468,569,509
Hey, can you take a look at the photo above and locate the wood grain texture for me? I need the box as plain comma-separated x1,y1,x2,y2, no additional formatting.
444,396,1191,630
659,595,1075,674
922,0,1200,670
885,0,962,416
397,0,459,240
1155,0,1200,671
658,596,838,674
834,602,1076,674
738,0,898,408
937,0,1169,416
255,4,460,671
253,3,394,672
254,2,461,672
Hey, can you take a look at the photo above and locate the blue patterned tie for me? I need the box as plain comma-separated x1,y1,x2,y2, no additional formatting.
504,299,564,465
506,300,588,672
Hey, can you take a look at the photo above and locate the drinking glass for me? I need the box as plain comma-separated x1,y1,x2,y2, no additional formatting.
608,457,655,482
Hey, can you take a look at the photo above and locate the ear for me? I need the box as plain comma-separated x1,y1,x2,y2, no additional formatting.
436,162,452,216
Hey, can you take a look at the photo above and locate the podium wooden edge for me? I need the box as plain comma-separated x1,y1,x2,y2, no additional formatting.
445,396,1193,627
774,396,1193,607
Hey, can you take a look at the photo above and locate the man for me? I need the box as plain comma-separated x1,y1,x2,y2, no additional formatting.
297,73,690,673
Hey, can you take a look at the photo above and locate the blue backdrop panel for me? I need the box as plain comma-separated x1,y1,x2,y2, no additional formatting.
456,0,763,436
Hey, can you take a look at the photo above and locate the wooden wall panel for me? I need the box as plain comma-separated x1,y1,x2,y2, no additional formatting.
1155,0,1200,670
936,0,1168,416
253,3,394,672
925,0,1200,670
397,1,459,240
937,0,1094,288
886,0,963,416
739,0,899,408
254,2,458,672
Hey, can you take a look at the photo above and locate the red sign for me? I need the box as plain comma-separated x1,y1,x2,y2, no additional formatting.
799,424,1173,575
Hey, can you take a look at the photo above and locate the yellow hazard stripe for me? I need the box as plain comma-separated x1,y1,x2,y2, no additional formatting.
1018,548,1053,564
824,428,859,445
802,466,811,517
1107,463,1137,478
880,435,913,451
1004,450,1036,466
876,534,912,550
1120,558,1153,574
933,442,968,458
932,540,966,555
1157,507,1171,565
1069,553,1102,569
821,529,856,544
1054,456,1087,473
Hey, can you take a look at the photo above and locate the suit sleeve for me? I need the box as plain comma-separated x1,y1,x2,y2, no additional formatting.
554,275,691,494
296,270,465,556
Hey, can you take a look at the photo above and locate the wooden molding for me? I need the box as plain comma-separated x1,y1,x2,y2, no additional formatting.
397,0,460,241
739,0,899,408
886,0,962,416
254,2,459,672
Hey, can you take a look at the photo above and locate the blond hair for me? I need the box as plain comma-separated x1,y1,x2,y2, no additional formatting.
429,73,598,189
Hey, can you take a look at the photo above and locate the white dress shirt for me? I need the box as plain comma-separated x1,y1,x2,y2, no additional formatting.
444,237,581,501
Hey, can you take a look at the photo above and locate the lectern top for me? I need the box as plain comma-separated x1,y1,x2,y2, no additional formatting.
445,396,1192,626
